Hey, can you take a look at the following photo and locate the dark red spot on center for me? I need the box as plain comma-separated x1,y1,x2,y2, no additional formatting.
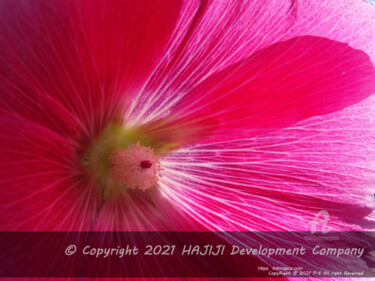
140,160,152,169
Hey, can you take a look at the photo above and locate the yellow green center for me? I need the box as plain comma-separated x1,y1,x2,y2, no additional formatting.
81,122,175,198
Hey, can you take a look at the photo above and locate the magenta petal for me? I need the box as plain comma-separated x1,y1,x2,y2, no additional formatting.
93,188,204,231
289,0,375,62
152,36,375,144
146,0,295,90
0,0,181,147
160,95,375,231
125,0,296,124
126,0,375,128
0,114,101,230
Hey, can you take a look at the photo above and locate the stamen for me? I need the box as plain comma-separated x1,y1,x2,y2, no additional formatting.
110,142,161,191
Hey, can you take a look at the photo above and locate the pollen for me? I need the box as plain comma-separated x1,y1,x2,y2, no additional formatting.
110,142,161,191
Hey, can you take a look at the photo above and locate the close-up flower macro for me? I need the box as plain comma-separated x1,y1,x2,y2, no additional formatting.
1,0,375,279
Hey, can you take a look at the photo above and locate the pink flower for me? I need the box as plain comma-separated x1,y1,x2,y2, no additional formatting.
0,0,375,244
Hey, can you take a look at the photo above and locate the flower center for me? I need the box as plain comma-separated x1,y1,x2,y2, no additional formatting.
110,142,161,191
82,122,165,197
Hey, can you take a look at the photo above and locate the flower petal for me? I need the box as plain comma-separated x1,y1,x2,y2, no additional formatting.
125,0,296,125
0,114,101,230
93,187,204,231
139,36,375,145
0,0,181,148
159,95,375,231
290,0,375,61
126,0,375,131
